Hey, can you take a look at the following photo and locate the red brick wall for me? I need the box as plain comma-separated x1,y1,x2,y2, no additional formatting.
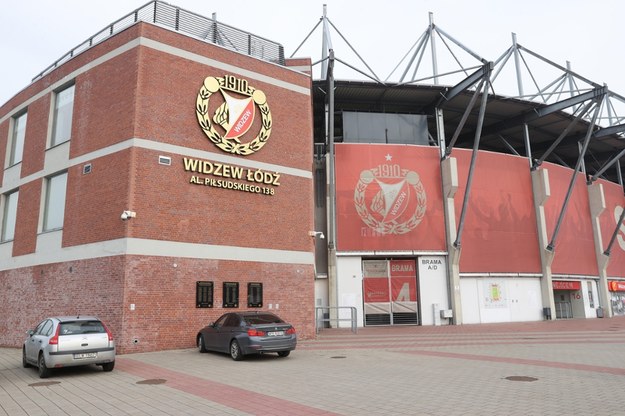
70,52,140,157
12,180,41,256
0,254,315,353
19,96,49,178
121,256,315,354
119,147,313,250
0,257,125,350
62,151,133,247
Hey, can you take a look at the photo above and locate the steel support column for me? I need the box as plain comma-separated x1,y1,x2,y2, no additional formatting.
326,51,339,327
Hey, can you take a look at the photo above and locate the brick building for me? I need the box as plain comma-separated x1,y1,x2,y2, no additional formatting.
0,3,315,353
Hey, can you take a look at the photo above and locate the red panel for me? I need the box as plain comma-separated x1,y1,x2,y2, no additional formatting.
552,281,581,290
543,163,597,276
609,281,625,292
453,150,541,273
363,278,390,303
390,260,417,301
335,144,445,251
596,179,625,277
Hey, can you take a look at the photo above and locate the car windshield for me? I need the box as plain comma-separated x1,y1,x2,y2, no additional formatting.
244,314,284,325
60,321,105,335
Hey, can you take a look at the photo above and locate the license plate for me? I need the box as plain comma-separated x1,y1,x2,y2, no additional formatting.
74,353,97,359
267,331,284,336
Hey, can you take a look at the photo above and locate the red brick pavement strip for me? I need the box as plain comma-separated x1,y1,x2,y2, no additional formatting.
115,357,340,416
401,349,625,376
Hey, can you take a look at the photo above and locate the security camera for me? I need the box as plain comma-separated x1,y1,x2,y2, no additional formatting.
308,231,325,239
121,210,136,221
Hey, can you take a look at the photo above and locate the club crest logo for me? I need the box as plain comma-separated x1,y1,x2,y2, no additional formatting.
196,75,272,155
354,159,427,235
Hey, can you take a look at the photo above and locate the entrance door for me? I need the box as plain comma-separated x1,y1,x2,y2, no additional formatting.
554,291,573,319
363,259,418,326
552,280,581,319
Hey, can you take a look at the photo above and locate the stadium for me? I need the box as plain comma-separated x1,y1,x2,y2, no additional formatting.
1,1,624,352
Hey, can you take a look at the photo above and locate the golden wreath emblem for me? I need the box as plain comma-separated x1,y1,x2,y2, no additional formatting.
354,167,427,235
196,75,272,155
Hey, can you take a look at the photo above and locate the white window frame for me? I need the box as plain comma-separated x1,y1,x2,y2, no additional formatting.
43,172,68,232
10,111,27,166
1,190,19,242
51,84,75,147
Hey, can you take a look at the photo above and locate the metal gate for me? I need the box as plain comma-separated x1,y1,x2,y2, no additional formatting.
363,259,418,326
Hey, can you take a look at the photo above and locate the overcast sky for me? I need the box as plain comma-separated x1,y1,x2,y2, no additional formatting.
2,0,625,105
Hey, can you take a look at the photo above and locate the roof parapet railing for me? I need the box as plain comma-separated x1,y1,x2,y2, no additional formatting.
32,0,284,82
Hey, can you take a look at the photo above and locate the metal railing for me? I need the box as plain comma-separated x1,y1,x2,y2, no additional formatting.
315,306,357,334
555,302,573,319
33,1,285,82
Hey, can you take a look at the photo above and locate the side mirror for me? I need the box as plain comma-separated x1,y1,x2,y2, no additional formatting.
26,330,34,337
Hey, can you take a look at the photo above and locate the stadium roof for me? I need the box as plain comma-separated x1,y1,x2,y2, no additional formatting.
306,7,625,185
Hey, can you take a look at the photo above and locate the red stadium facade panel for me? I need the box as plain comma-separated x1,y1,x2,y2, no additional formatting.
452,149,541,274
333,143,624,326
542,163,598,276
335,144,446,252
598,180,625,277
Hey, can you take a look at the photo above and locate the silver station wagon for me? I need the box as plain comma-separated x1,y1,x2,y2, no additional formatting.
23,316,116,378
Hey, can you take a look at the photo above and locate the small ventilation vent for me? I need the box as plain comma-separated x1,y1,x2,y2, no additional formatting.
82,163,92,174
158,156,171,166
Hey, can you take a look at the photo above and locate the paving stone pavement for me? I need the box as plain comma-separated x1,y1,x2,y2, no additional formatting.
2,317,625,415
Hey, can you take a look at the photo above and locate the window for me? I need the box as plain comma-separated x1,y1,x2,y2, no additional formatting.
248,282,263,307
51,84,75,146
1,190,18,242
43,172,68,231
35,320,53,336
245,314,284,325
223,282,239,308
60,320,105,335
33,320,47,335
196,281,214,308
223,314,241,327
213,314,229,327
10,112,27,165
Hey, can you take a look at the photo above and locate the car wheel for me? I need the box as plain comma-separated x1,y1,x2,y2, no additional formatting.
37,353,50,379
277,351,290,358
22,348,30,368
198,335,207,353
101,361,115,372
230,340,243,361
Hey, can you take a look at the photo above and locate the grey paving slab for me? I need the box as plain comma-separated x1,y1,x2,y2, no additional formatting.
1,317,624,415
